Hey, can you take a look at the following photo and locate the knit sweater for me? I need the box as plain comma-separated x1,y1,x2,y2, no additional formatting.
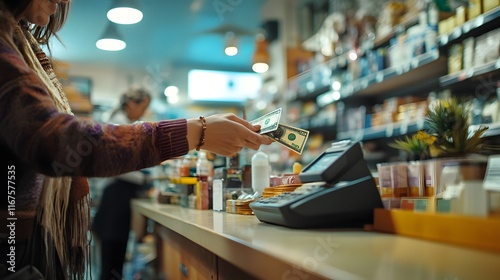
0,7,189,239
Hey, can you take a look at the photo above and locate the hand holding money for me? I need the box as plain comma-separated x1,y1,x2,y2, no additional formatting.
250,108,309,155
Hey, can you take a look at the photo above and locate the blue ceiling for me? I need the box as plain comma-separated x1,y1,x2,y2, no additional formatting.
51,0,267,72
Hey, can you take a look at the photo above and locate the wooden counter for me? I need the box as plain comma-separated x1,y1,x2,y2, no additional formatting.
132,199,500,280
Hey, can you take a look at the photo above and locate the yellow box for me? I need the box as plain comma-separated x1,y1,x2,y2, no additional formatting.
373,208,500,253
455,6,467,26
483,0,499,13
468,0,483,19
439,19,448,35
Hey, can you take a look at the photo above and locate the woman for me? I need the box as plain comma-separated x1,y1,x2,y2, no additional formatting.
0,0,273,279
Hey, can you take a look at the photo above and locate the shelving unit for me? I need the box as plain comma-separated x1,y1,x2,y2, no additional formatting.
285,3,500,155
341,51,446,99
439,6,500,47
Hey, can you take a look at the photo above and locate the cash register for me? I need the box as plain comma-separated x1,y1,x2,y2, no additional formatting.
250,141,384,228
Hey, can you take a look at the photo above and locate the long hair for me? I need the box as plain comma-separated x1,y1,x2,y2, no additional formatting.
2,0,70,46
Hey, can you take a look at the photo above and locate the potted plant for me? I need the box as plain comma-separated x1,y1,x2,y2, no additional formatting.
390,98,499,182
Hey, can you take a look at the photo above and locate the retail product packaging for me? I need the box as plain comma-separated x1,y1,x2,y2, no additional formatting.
401,197,436,212
391,162,409,197
441,180,489,217
424,159,444,196
462,37,475,70
195,180,210,210
455,6,467,26
448,43,464,74
467,0,483,19
377,163,393,198
381,198,401,209
407,161,425,197
212,179,225,211
483,0,499,13
474,28,500,67
377,162,409,198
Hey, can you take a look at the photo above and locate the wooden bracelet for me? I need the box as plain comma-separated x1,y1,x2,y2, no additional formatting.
196,116,206,151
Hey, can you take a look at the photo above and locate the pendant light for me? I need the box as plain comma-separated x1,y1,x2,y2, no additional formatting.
224,32,238,56
252,34,270,73
96,22,126,51
107,0,143,25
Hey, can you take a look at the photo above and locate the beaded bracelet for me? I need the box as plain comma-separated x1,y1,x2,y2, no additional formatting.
196,116,206,151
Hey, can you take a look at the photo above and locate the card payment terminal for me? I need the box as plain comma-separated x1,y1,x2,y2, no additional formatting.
249,141,384,228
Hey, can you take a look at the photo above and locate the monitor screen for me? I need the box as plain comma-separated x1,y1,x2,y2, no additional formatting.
188,69,262,103
303,152,341,173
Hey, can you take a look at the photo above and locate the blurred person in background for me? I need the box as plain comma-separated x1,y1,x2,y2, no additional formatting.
92,87,153,280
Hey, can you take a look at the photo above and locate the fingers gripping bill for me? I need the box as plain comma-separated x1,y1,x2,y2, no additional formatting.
249,108,282,134
250,108,309,155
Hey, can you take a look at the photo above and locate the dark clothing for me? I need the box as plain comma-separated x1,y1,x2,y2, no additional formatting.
93,179,149,279
97,240,128,280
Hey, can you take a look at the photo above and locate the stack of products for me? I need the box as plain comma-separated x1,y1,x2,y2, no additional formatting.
262,184,303,198
226,199,254,215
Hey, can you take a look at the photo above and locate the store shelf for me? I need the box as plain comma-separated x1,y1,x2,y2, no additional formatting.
337,121,424,141
440,58,500,87
340,51,447,99
439,6,500,47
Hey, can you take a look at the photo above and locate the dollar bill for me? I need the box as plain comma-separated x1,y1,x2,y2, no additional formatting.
249,108,282,134
265,123,309,155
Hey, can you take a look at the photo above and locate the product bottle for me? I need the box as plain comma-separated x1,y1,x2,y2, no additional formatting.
425,0,438,52
251,151,270,194
196,151,213,181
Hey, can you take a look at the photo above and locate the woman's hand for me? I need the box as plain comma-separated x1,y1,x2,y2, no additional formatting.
187,113,274,157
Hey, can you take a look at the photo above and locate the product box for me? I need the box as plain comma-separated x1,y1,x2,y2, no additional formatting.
407,161,425,197
424,159,444,196
468,0,483,20
382,197,401,209
391,162,409,197
195,181,210,210
462,37,475,70
483,0,499,13
455,6,467,26
401,197,436,212
377,163,393,198
473,28,500,67
448,43,464,74
212,179,225,211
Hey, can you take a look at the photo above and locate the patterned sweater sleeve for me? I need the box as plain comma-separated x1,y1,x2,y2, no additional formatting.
0,46,189,177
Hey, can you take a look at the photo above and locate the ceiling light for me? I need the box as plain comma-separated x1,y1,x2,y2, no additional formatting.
252,34,270,73
96,22,126,51
107,0,143,25
224,32,238,56
164,85,179,97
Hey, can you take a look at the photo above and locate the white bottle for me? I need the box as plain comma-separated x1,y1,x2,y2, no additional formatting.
251,151,270,194
196,151,213,181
